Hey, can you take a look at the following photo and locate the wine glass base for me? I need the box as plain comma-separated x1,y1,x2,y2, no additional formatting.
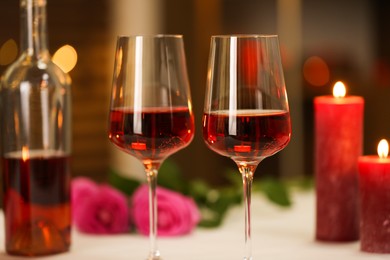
147,251,162,260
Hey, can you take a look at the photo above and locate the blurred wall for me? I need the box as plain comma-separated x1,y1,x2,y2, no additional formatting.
0,0,112,181
0,0,388,189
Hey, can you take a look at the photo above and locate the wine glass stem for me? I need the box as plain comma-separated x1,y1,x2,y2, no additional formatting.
241,166,254,260
146,168,160,260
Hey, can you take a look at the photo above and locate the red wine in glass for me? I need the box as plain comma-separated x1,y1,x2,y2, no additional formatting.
203,109,291,160
109,106,195,161
203,35,291,259
109,35,193,259
2,151,71,256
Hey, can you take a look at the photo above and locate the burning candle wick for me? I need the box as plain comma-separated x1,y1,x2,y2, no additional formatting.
333,81,346,98
377,139,389,159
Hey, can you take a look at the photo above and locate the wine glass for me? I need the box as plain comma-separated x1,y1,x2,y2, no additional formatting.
108,35,195,260
202,35,291,259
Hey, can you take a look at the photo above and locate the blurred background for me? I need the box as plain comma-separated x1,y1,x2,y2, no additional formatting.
1,0,390,188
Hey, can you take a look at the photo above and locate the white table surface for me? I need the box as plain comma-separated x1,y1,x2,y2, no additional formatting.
0,191,389,260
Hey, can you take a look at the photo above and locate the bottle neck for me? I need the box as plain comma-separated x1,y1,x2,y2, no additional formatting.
20,0,49,59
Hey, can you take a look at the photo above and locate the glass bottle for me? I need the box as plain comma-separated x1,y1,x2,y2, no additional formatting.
0,0,71,256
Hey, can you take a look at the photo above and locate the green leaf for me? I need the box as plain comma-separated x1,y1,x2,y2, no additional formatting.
294,176,314,190
188,179,242,228
197,206,224,227
198,188,242,227
254,177,292,207
224,168,242,187
107,169,141,196
158,159,188,193
187,179,210,202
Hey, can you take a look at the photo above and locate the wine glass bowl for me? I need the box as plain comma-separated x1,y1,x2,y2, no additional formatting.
202,35,291,259
108,35,194,260
202,108,291,164
109,106,194,163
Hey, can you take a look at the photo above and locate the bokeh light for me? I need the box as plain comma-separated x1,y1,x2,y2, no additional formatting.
0,39,18,66
303,56,330,87
52,44,78,73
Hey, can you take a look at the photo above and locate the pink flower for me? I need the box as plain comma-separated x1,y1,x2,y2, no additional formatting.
132,184,201,236
71,177,99,218
71,177,129,234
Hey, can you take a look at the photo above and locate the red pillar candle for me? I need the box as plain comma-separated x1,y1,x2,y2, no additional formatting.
358,139,390,253
314,81,364,241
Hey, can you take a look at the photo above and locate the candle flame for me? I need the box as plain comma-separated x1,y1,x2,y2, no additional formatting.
22,146,29,162
377,139,389,159
332,81,346,98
